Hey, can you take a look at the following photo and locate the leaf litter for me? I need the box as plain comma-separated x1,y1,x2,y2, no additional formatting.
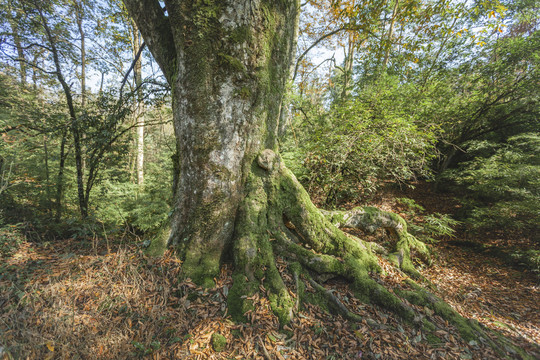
0,199,538,359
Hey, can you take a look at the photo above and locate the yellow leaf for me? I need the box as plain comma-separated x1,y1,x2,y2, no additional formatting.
46,341,55,352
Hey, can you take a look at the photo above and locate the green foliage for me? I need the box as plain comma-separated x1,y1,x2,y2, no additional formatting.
211,333,227,352
0,216,24,257
396,197,425,215
286,76,439,206
510,249,540,275
396,197,459,243
131,340,161,357
421,213,460,241
94,166,171,233
442,133,539,233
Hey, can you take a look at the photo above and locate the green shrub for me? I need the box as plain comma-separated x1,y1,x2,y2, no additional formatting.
510,249,540,275
395,197,459,243
442,133,539,234
285,76,439,206
0,221,24,257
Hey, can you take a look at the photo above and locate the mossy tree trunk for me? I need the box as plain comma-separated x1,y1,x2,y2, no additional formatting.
124,0,300,286
122,0,427,320
122,2,495,348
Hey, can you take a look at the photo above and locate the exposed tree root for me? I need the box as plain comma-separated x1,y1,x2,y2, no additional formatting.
148,149,530,358
322,206,432,278
228,150,419,324
306,275,362,322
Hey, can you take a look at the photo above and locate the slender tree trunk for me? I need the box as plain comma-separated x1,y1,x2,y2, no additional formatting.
382,0,400,70
132,22,145,186
78,18,86,108
75,1,87,175
55,131,67,221
37,4,87,218
341,32,355,99
8,13,27,85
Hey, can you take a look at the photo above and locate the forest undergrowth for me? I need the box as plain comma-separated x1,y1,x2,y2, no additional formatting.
0,183,538,360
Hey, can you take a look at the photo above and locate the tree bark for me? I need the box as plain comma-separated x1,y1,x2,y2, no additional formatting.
55,130,67,221
74,1,87,175
382,0,400,70
131,21,145,186
341,32,355,99
7,9,27,85
124,0,299,283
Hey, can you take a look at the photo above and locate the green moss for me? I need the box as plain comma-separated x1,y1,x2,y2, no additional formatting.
397,281,481,342
422,318,436,332
145,223,170,257
268,291,294,324
236,86,251,99
229,25,250,44
227,273,258,322
303,291,330,312
425,333,443,346
217,53,245,73
394,288,424,305
211,333,227,352
351,276,414,322
192,0,223,38
432,300,478,341
181,246,220,288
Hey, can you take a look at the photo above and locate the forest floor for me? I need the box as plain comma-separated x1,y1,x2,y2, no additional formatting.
0,184,539,359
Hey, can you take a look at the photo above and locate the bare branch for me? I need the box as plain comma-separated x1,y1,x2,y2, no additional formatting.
119,41,146,98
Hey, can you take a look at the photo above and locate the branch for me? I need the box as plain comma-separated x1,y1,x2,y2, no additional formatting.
293,27,347,81
123,0,176,83
119,41,146,98
293,25,379,81
0,50,57,75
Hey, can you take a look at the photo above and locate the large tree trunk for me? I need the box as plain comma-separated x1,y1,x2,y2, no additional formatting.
124,0,415,316
144,1,300,287
122,2,497,346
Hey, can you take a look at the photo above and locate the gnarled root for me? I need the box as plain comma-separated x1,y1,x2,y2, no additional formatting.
228,150,417,324
323,207,431,278
149,150,529,356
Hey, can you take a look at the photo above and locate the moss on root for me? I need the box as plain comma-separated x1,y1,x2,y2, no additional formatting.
324,206,431,278
226,150,426,329
227,273,258,322
394,280,481,342
394,279,537,359
145,223,170,257
151,149,529,357
211,333,227,352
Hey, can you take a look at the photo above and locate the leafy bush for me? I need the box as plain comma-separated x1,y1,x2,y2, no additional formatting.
93,159,172,233
421,213,460,242
0,221,24,257
396,197,459,243
510,249,540,275
286,76,439,206
441,133,539,234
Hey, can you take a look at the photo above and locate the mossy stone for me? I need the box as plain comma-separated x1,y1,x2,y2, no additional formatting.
211,333,227,352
